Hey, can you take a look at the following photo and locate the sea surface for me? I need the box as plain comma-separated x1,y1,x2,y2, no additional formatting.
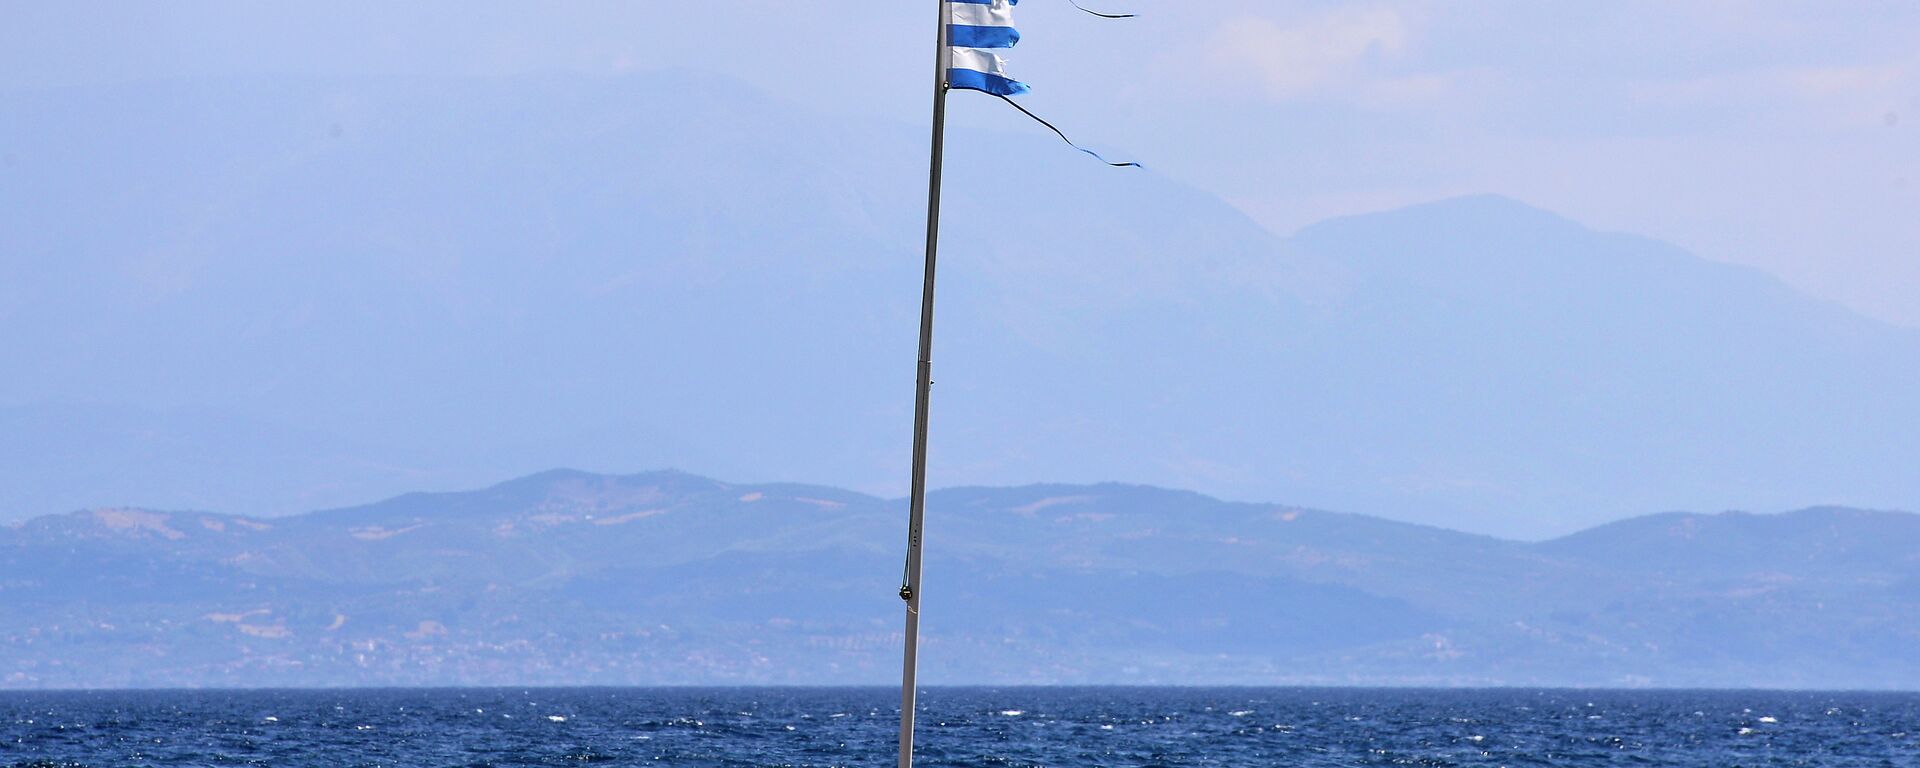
4,687,1917,767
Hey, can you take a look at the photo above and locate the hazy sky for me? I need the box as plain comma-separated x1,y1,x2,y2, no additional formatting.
7,1,1916,326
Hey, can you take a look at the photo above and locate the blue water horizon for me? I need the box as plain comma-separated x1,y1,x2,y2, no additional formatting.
6,686,1917,766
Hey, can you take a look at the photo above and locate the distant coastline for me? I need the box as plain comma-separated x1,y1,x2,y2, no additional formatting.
5,469,1916,690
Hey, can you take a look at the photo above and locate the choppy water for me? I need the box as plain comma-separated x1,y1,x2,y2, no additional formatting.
4,687,1917,767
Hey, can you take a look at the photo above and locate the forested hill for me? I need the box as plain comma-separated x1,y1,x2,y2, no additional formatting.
4,470,1916,689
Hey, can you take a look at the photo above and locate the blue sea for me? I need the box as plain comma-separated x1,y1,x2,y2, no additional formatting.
4,687,1917,766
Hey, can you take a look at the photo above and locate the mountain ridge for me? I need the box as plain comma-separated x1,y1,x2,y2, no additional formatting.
8,73,1920,537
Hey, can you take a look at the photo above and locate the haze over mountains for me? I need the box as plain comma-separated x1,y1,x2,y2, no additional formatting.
4,470,1917,689
6,73,1920,539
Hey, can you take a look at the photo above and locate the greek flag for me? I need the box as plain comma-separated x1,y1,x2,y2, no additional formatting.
947,0,1030,96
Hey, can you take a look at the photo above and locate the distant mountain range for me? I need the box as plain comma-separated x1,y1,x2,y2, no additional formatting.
4,470,1916,689
5,73,1920,538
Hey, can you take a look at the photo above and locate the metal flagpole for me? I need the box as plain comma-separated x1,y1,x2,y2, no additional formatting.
898,2,949,767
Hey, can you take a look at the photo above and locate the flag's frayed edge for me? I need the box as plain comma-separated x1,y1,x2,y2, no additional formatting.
1066,0,1134,19
992,94,1141,168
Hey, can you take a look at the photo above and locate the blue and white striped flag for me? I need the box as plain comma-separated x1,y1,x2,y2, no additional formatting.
946,0,1030,96
941,0,1139,166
